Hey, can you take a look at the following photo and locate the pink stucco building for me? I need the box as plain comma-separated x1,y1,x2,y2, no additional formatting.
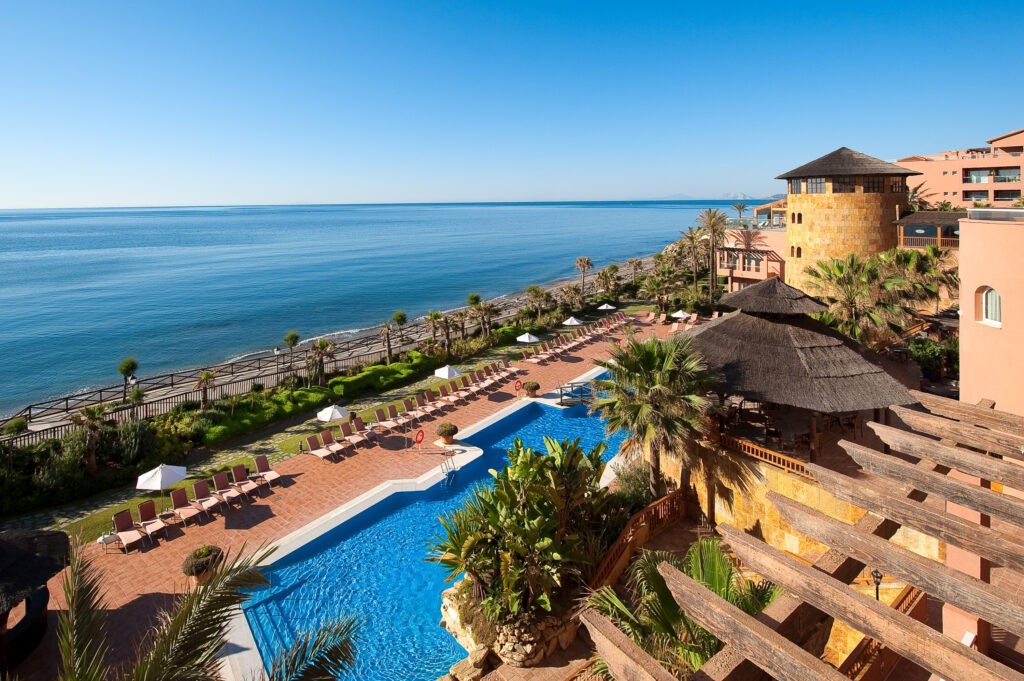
958,207,1024,416
897,129,1023,208
715,227,788,292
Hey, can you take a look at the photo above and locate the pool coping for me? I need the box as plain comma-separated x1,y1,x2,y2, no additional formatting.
221,367,604,681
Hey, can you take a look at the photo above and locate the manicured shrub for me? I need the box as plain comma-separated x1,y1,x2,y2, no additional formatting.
523,381,540,392
182,545,223,576
436,423,459,438
2,417,28,435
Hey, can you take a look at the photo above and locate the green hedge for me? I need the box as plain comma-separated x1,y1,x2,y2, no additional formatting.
328,351,438,398
202,387,334,445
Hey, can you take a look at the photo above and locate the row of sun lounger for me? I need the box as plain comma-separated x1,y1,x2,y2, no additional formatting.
302,359,522,462
523,315,626,364
109,456,282,554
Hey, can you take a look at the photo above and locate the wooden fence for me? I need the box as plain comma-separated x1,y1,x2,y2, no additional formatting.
721,434,812,479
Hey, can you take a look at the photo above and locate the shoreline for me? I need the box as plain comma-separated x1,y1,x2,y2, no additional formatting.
1,250,665,423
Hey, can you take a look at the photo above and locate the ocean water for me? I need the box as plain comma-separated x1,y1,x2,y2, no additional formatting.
0,200,749,416
243,402,627,680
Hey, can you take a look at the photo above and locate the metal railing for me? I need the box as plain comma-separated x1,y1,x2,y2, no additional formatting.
557,380,600,406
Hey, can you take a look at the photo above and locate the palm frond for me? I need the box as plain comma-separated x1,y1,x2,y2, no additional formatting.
57,541,110,681
126,545,274,681
265,616,362,681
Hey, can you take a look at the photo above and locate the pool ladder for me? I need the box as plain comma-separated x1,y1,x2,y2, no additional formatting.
440,451,459,484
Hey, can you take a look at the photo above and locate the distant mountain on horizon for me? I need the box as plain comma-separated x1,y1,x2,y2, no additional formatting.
654,192,772,201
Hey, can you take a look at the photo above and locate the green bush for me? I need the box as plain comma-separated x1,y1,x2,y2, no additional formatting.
909,337,946,379
201,386,333,446
436,422,459,438
2,417,28,435
944,336,959,379
117,420,153,465
328,351,437,398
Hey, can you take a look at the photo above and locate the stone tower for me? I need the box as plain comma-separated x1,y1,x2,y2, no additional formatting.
776,147,920,288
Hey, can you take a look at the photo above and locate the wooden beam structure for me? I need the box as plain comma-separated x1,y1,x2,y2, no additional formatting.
718,524,1024,681
892,405,1024,462
912,390,1024,436
844,441,1024,528
808,463,1024,572
868,422,1024,491
656,564,850,681
768,491,1024,636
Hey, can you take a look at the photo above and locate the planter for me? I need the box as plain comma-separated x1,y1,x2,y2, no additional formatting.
437,423,459,444
182,545,223,589
441,434,456,445
190,570,215,588
526,389,539,398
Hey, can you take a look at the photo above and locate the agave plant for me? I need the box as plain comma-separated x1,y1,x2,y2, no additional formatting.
588,539,779,676
57,543,361,681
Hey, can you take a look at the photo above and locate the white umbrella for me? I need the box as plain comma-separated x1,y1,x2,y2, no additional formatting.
434,365,462,379
597,303,617,310
516,332,541,343
563,316,584,326
317,404,350,422
137,464,187,510
671,310,689,319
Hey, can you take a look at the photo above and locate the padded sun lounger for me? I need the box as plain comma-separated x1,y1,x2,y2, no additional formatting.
170,488,202,529
253,454,283,486
111,509,145,554
320,429,352,457
374,407,401,433
231,464,261,500
417,392,441,415
340,421,369,447
212,471,245,507
191,480,224,517
305,434,335,462
136,499,168,545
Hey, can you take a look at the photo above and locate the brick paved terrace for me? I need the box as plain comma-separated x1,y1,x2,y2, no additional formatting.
14,312,673,680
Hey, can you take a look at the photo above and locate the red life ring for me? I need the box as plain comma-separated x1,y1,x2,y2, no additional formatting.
415,429,424,444
514,380,523,391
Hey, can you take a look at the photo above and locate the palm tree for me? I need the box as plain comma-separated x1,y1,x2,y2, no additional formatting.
307,339,335,386
426,311,443,344
391,310,407,342
628,258,643,284
117,357,138,401
804,254,906,348
908,182,936,211
70,406,107,475
57,542,360,681
575,256,594,294
732,201,748,222
476,301,499,334
525,285,550,322
453,309,468,339
194,371,216,409
467,292,482,306
696,209,728,299
678,229,706,297
592,335,718,496
436,315,453,352
559,284,584,311
878,246,959,314
380,321,394,365
596,267,619,295
589,539,778,675
640,276,670,313
283,331,300,374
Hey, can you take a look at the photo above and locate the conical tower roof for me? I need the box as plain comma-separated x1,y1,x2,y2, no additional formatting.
719,277,827,316
776,146,921,179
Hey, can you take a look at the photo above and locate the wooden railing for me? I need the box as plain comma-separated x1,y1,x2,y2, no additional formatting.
721,434,812,479
590,486,688,589
838,585,925,680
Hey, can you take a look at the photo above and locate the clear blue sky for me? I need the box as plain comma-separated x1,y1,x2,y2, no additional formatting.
0,1,1020,208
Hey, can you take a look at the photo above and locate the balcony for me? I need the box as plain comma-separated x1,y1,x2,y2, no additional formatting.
994,175,1022,183
898,225,959,249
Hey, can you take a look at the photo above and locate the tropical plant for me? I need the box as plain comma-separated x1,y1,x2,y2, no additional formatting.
475,301,500,335
907,181,936,211
628,258,643,284
596,266,619,294
526,285,552,322
878,245,959,314
640,275,672,313
934,200,958,212
677,229,706,297
592,335,754,504
575,256,594,294
57,542,361,681
427,310,443,344
559,283,584,311
194,371,217,409
70,406,108,475
117,357,139,401
392,310,407,342
380,320,394,365
2,416,28,435
732,201,747,220
307,339,335,387
695,208,728,298
428,437,609,622
803,254,907,347
588,539,779,675
437,315,453,352
453,309,469,339
467,292,482,306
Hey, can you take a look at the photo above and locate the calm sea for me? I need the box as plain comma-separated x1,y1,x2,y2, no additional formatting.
0,201,754,416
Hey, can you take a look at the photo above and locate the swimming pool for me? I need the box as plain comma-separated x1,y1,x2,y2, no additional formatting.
242,401,626,681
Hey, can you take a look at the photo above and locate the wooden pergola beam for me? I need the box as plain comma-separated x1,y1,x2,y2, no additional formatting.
892,405,1024,462
768,491,1024,636
844,441,1024,528
656,564,849,681
718,524,1024,681
869,422,1024,490
808,463,1024,572
912,390,1024,436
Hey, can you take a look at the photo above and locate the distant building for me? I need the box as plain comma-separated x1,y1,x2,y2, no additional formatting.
752,198,787,228
958,207,1024,415
715,227,787,292
897,128,1023,208
894,210,965,250
776,147,919,288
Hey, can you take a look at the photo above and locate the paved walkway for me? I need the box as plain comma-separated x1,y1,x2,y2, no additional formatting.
14,313,669,681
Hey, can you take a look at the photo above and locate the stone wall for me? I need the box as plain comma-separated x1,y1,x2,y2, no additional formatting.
784,180,908,288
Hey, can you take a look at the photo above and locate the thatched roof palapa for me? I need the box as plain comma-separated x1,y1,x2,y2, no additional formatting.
776,147,922,180
688,278,914,413
719,277,826,316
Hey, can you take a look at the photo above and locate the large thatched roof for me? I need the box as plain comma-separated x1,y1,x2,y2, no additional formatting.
0,529,69,614
719,277,826,315
776,147,922,180
687,312,914,412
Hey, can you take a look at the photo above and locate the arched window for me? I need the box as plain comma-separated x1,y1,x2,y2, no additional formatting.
790,212,795,222
796,247,802,258
797,213,803,224
981,287,1002,325
790,245,795,257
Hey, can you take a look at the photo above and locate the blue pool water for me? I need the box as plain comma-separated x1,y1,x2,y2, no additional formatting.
242,401,626,680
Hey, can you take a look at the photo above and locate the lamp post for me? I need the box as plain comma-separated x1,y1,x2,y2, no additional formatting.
274,347,281,374
871,568,883,601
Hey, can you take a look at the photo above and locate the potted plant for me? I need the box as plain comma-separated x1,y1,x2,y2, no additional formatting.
523,381,540,398
437,422,459,445
182,545,223,587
